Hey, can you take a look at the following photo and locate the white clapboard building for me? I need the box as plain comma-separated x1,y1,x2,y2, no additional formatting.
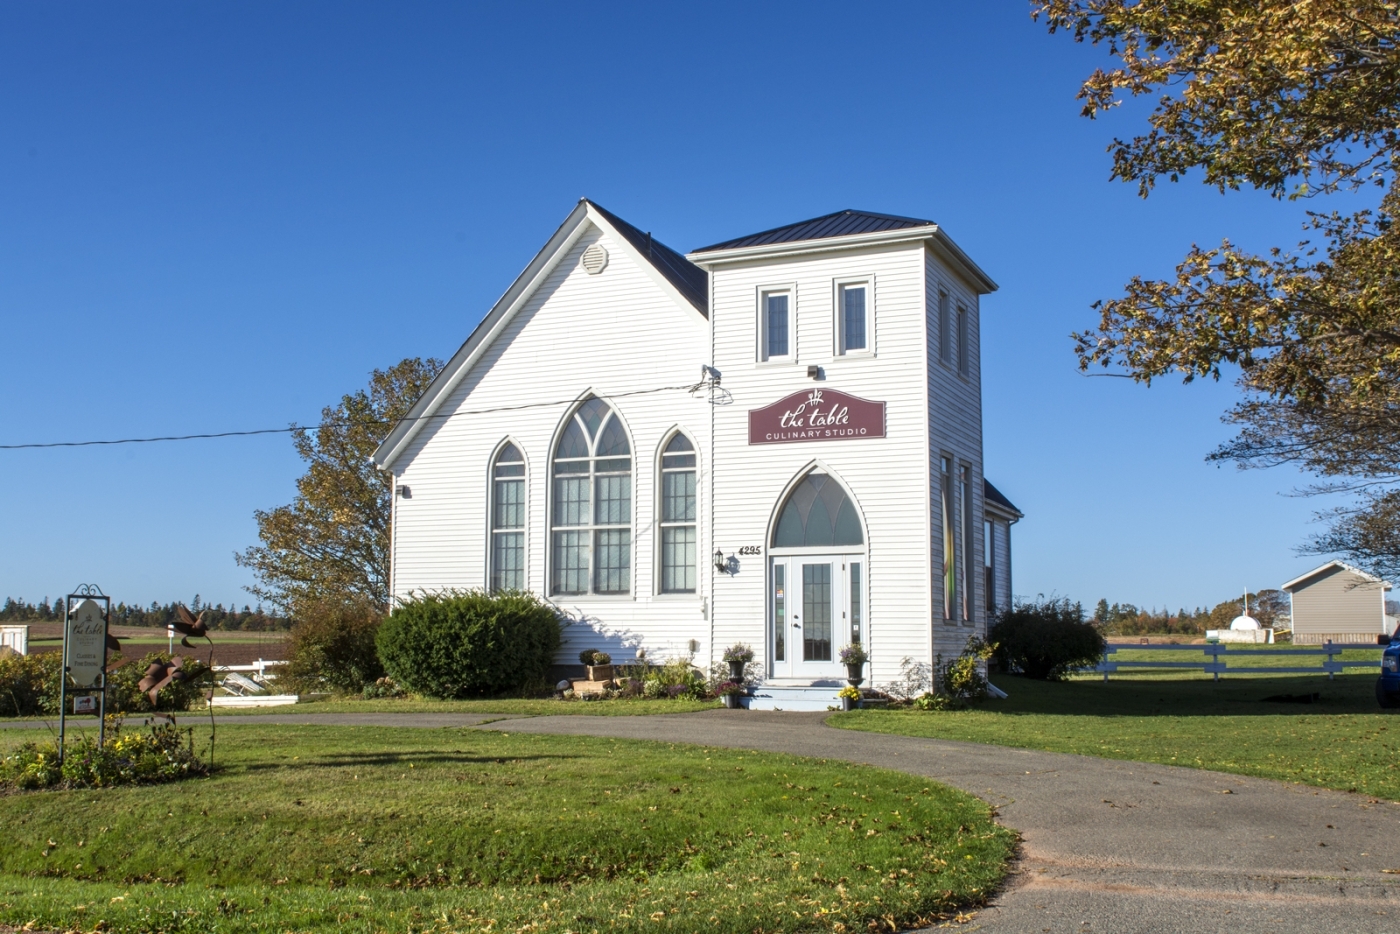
372,201,1021,705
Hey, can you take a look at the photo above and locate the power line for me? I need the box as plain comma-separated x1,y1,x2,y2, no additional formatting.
0,382,706,451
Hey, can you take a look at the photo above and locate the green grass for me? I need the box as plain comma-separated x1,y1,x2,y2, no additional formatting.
0,725,1013,933
832,672,1400,800
0,694,722,724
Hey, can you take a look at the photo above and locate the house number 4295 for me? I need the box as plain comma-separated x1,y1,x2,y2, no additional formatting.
737,545,762,556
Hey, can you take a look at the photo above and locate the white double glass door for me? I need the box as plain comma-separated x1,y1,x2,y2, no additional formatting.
770,555,864,680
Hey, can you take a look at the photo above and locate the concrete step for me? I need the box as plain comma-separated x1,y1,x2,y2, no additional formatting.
743,684,844,712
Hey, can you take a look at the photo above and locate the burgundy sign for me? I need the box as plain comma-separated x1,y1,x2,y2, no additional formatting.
748,388,887,445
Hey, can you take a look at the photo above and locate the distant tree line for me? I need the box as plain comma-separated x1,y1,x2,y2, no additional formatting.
1089,591,1291,636
0,595,290,631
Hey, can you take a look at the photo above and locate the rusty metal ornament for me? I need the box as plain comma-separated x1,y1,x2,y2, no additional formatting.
137,656,188,707
172,605,211,649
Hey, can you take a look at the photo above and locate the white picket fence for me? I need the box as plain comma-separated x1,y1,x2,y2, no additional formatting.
1094,642,1384,682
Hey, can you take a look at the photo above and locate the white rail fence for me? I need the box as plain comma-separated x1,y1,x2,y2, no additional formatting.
1094,643,1384,682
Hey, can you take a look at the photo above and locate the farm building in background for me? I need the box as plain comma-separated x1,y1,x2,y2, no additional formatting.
1282,562,1394,645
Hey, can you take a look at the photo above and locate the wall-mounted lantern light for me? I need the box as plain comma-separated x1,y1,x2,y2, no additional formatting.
714,549,728,572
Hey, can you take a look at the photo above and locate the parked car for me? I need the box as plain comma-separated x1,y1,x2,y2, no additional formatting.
1379,635,1400,708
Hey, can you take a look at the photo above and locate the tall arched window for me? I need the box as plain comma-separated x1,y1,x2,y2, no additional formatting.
551,398,632,595
490,443,525,591
772,472,864,548
659,433,697,593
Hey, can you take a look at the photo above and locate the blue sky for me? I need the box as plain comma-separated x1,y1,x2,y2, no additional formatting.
0,2,1369,613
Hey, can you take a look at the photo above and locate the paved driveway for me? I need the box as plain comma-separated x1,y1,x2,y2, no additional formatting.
7,709,1399,932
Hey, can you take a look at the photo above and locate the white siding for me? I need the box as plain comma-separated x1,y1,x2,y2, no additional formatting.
708,243,936,686
926,252,986,660
389,223,712,666
1289,565,1388,643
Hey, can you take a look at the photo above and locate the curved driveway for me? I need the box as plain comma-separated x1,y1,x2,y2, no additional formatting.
7,708,1399,932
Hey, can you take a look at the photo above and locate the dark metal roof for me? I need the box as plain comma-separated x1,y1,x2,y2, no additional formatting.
585,200,708,315
984,479,1022,517
692,209,937,253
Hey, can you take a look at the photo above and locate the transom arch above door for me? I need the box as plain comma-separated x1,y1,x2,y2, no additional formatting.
771,470,864,550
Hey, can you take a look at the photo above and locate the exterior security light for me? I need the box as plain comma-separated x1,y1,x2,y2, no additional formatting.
714,549,727,572
807,365,820,379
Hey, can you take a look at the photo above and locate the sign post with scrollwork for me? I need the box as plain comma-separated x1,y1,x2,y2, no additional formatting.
59,584,116,760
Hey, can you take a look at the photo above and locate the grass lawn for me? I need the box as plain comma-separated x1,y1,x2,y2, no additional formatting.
0,724,1013,933
832,671,1400,801
215,694,725,717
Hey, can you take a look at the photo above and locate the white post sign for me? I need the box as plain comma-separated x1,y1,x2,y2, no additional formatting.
66,598,107,689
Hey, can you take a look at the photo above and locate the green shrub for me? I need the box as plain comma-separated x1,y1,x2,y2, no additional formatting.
988,598,1105,680
0,721,207,791
376,591,562,698
106,652,212,713
0,652,61,717
282,600,385,694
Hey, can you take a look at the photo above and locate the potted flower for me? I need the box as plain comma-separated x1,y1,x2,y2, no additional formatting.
839,643,867,687
837,684,861,711
579,649,614,682
716,680,746,709
722,643,754,681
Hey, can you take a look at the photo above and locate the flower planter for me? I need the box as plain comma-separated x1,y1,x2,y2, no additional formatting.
585,664,614,682
727,660,745,681
840,695,858,711
845,663,865,688
723,693,743,709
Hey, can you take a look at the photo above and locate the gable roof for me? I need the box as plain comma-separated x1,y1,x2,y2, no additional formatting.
984,479,1023,520
692,209,936,252
1282,560,1392,592
585,201,707,313
372,199,707,471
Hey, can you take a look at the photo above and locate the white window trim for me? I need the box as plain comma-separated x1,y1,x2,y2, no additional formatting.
756,283,798,364
654,428,702,598
486,438,529,593
832,275,875,358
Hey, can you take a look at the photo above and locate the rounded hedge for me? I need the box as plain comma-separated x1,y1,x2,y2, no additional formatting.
988,598,1105,681
376,590,563,698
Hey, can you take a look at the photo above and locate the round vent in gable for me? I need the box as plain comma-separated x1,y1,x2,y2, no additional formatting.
580,243,608,275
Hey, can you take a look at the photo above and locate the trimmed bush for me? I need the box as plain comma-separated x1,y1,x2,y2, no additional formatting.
282,600,385,694
0,652,61,717
988,598,1105,680
376,590,562,698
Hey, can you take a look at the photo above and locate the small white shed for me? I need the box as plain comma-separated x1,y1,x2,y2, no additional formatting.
1281,561,1393,645
0,625,27,655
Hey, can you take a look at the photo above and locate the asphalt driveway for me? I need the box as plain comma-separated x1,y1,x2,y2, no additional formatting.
6,708,1398,932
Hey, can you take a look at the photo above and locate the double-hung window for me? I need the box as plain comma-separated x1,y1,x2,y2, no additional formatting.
938,290,951,365
941,456,956,622
957,305,970,376
490,443,525,591
984,518,996,617
836,281,870,355
551,398,632,596
659,433,697,593
760,290,792,361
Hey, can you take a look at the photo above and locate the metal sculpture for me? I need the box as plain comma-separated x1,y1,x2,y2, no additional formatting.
137,656,192,707
171,605,212,648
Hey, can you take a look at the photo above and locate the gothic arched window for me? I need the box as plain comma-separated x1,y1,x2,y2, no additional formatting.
659,433,697,593
771,472,863,548
551,398,632,595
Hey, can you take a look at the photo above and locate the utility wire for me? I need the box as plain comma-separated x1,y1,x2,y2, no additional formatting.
0,382,708,451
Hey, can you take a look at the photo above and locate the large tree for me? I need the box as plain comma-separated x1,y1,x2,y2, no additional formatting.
237,357,443,614
1036,0,1400,576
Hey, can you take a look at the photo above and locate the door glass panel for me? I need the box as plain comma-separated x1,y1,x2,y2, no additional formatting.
802,563,832,662
773,564,785,662
849,561,862,644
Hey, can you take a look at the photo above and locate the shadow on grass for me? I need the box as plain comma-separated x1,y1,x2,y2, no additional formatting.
238,751,583,771
979,672,1388,718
